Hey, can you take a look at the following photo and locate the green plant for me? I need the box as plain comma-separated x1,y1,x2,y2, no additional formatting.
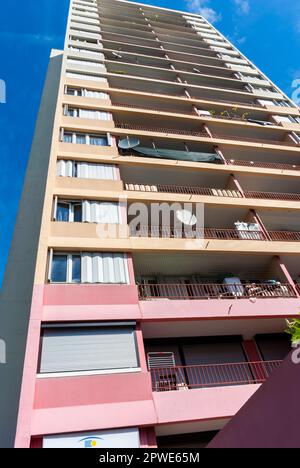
209,109,216,117
286,317,300,345
241,112,250,120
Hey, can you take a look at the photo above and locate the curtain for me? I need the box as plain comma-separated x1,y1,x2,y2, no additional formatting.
56,160,74,177
77,162,117,180
82,201,120,223
81,253,129,284
66,72,108,83
82,89,109,99
79,109,111,120
40,325,138,374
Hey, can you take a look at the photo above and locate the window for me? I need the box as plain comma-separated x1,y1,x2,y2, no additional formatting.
39,323,139,375
56,201,82,222
90,134,108,145
65,87,109,99
66,72,107,83
56,160,117,179
61,131,110,146
76,133,86,144
66,108,76,117
51,255,68,283
50,252,129,284
65,108,112,121
63,132,73,143
50,254,82,283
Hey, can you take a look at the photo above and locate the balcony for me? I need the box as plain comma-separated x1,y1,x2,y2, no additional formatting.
150,360,282,392
115,122,296,149
138,282,296,300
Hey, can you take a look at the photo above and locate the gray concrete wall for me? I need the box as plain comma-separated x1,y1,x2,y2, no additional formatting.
0,50,63,448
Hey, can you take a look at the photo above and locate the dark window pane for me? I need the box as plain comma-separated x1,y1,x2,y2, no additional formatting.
73,204,82,222
72,256,81,283
90,136,108,146
76,134,86,144
63,133,73,143
56,203,70,222
51,255,67,282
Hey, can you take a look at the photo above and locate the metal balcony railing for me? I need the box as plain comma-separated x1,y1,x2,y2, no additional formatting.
244,191,300,202
150,360,282,392
124,183,243,198
113,102,194,116
138,282,296,300
225,159,300,172
115,122,209,138
130,225,266,241
115,123,295,147
210,132,296,147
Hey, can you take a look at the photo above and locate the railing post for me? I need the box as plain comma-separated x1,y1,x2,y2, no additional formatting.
273,256,300,297
227,174,246,198
242,340,268,382
249,209,272,241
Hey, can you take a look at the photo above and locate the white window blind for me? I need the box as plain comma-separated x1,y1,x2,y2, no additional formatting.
81,253,129,284
66,72,108,83
39,325,138,374
77,162,117,180
82,89,109,99
56,160,74,177
67,59,106,71
82,201,120,223
78,109,111,120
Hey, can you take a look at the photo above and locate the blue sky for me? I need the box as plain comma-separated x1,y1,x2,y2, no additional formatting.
0,0,299,286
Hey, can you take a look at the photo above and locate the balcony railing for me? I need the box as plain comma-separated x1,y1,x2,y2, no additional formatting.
113,102,194,116
268,231,300,241
244,190,300,202
125,182,243,198
130,225,266,241
130,225,300,242
125,182,300,203
150,360,282,392
115,123,295,147
115,122,209,138
225,159,300,172
138,282,296,300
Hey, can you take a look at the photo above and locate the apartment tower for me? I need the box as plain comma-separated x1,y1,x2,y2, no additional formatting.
1,0,300,448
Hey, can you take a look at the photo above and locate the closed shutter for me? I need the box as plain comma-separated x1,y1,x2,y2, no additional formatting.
77,162,116,180
82,201,120,223
81,253,129,284
56,160,74,177
40,325,138,374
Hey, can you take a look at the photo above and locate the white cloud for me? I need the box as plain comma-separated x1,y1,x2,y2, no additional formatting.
186,1,221,23
233,0,250,15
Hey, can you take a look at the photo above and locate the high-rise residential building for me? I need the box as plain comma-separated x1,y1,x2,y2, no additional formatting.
1,0,300,449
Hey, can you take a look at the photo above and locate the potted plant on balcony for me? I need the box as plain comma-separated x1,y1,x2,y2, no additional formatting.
286,317,300,346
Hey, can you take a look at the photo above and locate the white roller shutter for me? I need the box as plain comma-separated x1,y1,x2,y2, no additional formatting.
77,162,117,180
39,325,138,374
81,253,129,284
82,201,120,223
56,160,74,177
